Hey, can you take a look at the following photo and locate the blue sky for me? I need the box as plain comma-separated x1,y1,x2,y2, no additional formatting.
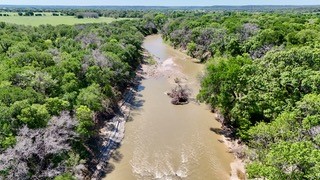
0,0,319,6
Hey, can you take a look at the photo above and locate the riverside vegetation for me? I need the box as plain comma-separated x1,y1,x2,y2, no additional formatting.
0,6,320,179
0,18,155,179
162,11,320,179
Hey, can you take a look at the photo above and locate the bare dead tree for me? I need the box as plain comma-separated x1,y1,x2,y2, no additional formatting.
239,23,260,42
76,33,101,49
250,44,274,59
169,28,192,49
0,111,79,179
167,78,191,105
92,49,113,68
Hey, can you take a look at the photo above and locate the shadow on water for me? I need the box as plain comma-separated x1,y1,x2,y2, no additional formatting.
110,150,124,163
129,68,146,112
210,127,227,143
136,84,145,92
210,127,223,135
129,97,145,121
101,163,115,177
132,85,145,107
210,127,236,142
101,145,124,178
128,97,145,121
132,98,145,109
128,84,146,117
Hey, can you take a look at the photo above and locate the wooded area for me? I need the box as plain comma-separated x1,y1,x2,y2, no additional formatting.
163,11,320,179
0,18,155,179
0,6,320,179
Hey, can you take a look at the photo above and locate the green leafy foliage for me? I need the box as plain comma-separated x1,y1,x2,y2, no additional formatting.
163,12,320,60
76,84,103,111
75,105,94,137
0,19,144,179
54,173,75,180
200,47,320,139
247,94,320,179
17,104,50,128
45,97,70,115
194,11,320,178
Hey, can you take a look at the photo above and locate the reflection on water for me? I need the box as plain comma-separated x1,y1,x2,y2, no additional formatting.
105,35,233,180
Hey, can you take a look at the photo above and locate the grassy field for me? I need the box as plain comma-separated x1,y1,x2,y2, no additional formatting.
0,13,127,26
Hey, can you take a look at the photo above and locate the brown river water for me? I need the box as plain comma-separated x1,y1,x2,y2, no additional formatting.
105,35,234,180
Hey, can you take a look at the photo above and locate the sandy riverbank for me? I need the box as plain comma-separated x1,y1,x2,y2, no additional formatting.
222,136,246,180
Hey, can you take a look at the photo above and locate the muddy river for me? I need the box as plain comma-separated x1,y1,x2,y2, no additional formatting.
105,35,234,180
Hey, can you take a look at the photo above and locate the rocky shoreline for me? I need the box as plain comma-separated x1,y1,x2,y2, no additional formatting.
223,136,247,180
91,86,137,179
212,113,247,180
90,62,146,179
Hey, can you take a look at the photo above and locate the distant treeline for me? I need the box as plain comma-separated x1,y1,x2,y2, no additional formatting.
1,5,320,11
0,12,63,16
75,12,99,19
1,5,320,18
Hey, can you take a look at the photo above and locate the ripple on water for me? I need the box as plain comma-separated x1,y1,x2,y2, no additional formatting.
129,139,209,179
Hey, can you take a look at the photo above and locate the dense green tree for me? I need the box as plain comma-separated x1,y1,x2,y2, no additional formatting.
60,73,80,93
187,42,197,57
198,55,253,137
0,35,14,53
45,97,70,115
76,84,103,111
75,105,94,137
247,94,320,179
0,86,43,106
0,105,15,149
17,104,50,128
14,51,55,68
199,46,320,139
154,13,168,28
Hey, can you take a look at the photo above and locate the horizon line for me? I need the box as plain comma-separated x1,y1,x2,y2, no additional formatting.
1,4,320,7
